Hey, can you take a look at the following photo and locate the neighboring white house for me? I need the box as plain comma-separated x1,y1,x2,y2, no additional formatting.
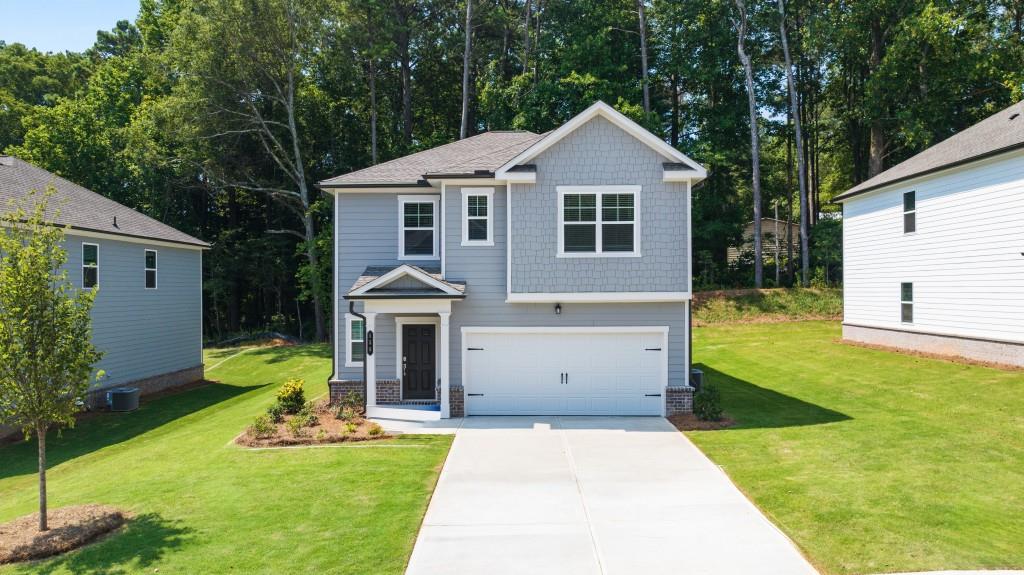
835,100,1024,367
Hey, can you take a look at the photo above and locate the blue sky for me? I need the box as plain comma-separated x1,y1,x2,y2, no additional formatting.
0,1,140,53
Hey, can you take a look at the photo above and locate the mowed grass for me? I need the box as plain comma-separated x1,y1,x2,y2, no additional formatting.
690,321,1024,574
0,344,452,575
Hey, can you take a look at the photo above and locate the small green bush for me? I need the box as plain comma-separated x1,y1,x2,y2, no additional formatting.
367,422,384,436
285,416,309,437
266,403,285,423
335,405,360,422
276,378,306,414
693,383,724,422
315,429,328,442
247,414,275,438
344,422,358,434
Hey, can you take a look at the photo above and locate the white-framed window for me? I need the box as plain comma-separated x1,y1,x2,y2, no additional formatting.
557,185,641,257
398,195,439,260
345,313,365,366
145,249,158,289
461,187,494,246
903,191,916,233
82,243,99,289
901,282,913,323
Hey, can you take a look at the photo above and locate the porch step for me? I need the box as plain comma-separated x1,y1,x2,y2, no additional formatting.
367,405,442,422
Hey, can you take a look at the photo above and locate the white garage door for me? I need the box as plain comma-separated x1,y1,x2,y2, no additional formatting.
463,328,666,416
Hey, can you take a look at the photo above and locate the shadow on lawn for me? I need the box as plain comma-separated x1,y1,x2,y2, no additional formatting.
696,364,851,429
0,382,262,480
16,513,193,575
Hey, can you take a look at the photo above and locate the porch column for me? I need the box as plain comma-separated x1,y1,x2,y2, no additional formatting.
439,311,451,418
365,312,378,407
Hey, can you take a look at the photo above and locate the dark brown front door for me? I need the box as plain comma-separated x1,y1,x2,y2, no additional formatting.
402,325,436,400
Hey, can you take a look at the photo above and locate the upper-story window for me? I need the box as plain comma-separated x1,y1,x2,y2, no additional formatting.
461,187,494,246
557,185,641,257
903,191,916,233
145,249,158,289
82,243,99,289
398,195,439,260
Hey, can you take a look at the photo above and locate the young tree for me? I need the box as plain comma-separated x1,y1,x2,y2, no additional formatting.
0,190,102,531
734,0,763,287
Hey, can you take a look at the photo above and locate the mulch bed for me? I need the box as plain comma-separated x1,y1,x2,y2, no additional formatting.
235,402,392,448
0,505,129,565
668,413,736,431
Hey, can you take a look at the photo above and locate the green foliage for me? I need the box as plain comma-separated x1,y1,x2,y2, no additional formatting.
266,403,285,423
693,288,843,325
285,414,313,437
247,414,275,438
344,422,358,434
367,422,384,436
276,378,306,414
693,384,724,422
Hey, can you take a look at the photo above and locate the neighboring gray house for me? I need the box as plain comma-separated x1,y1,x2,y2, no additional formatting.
322,102,707,418
0,156,208,405
836,100,1024,367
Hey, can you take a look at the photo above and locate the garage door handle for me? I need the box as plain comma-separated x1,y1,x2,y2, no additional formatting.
467,347,485,351
645,348,662,351
468,393,484,397
645,393,662,397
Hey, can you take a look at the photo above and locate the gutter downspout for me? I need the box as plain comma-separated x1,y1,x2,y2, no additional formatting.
349,301,368,413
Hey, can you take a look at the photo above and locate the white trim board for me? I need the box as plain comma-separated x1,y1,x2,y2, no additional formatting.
61,228,207,251
397,194,440,261
461,187,495,247
344,313,366,368
394,316,442,400
556,185,641,258
505,292,691,303
461,326,669,335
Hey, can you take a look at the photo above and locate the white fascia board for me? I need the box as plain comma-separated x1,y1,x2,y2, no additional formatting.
350,264,462,296
324,185,438,194
461,325,670,335
494,101,708,182
502,172,536,184
62,228,207,251
505,292,691,303
663,171,696,183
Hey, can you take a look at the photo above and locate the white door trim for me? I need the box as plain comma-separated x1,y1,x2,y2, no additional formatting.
396,316,442,401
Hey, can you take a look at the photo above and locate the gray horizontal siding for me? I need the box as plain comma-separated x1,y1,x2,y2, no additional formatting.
64,233,202,388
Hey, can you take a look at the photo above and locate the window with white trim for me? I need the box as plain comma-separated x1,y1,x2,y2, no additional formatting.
461,188,494,246
145,249,158,289
398,195,439,259
901,282,913,323
345,314,365,366
82,243,99,289
903,191,916,233
557,186,640,257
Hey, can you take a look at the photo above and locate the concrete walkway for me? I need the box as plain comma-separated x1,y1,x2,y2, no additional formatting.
406,416,818,575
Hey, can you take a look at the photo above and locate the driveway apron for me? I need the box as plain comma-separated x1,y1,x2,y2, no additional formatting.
405,416,819,575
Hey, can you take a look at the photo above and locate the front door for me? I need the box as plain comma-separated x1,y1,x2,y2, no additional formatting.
402,325,436,400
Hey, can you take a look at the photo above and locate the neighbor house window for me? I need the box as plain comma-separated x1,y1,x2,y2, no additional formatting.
557,186,640,257
345,314,365,366
82,243,99,289
901,282,913,323
903,191,916,233
398,195,439,259
461,188,494,246
145,249,158,289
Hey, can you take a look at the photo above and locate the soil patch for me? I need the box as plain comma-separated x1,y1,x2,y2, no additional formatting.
668,413,737,431
236,400,392,448
0,505,129,564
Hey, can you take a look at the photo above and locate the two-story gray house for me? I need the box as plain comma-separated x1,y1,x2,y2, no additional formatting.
0,156,207,408
322,102,706,418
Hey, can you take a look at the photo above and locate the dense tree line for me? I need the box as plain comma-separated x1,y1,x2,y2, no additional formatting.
1,0,1021,340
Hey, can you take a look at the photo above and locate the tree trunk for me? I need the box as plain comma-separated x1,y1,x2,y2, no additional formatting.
37,424,47,531
786,108,794,284
670,73,679,147
460,0,473,139
369,59,378,164
522,0,531,72
735,0,762,288
394,2,413,144
778,0,810,286
868,17,885,177
638,0,650,114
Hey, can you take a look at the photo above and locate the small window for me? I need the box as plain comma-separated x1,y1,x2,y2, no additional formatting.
461,188,494,246
901,282,913,323
145,249,158,289
82,243,98,289
558,186,640,257
399,196,439,259
346,314,365,366
903,191,916,233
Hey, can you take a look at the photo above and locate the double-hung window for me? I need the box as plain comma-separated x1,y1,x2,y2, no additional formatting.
901,282,913,323
461,188,494,246
145,249,158,289
903,191,916,233
82,243,99,289
345,314,365,366
399,195,439,259
557,186,640,257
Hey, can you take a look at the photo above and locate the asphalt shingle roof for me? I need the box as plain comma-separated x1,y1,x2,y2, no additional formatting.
0,156,209,248
835,100,1024,201
348,264,466,296
320,131,544,187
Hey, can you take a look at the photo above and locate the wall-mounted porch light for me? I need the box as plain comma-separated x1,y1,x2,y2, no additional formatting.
555,303,562,315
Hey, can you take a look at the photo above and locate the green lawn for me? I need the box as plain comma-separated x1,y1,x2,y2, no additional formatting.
0,344,452,575
691,321,1024,574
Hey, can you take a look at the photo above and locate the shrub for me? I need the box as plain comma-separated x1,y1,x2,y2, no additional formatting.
276,378,306,414
693,383,724,422
315,429,328,442
285,416,309,437
367,422,384,436
266,403,285,423
344,422,358,434
335,405,360,422
247,414,275,438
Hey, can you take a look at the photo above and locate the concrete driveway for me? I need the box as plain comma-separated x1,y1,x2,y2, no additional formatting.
405,416,818,575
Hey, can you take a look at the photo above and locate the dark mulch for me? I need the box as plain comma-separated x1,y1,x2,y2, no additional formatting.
235,404,392,448
668,413,736,431
0,505,129,564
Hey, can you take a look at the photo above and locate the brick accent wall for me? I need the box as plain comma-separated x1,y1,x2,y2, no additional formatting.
329,380,364,405
666,386,694,415
449,385,465,418
376,379,401,404
329,379,403,405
